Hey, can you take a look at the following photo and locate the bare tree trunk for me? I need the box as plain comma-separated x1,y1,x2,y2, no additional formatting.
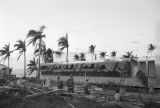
38,39,42,80
24,50,26,78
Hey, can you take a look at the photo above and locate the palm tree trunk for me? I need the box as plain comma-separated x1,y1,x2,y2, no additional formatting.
24,51,26,78
8,56,10,68
38,38,42,80
66,34,69,63
95,54,97,60
66,46,68,63
53,53,54,62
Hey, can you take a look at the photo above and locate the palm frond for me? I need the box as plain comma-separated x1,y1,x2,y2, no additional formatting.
89,45,96,54
74,54,80,61
57,36,69,51
80,52,86,61
27,58,37,75
123,51,133,58
17,51,23,61
27,30,38,37
14,40,26,61
39,25,46,32
147,43,156,53
1,55,8,63
0,44,12,63
111,50,117,58
99,52,107,59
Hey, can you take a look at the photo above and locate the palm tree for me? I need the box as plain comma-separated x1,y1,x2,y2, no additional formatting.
14,40,27,78
27,25,46,80
89,45,96,60
45,48,54,63
34,43,46,62
147,43,156,57
58,33,69,62
80,52,86,61
74,54,80,61
0,43,13,68
99,52,107,60
27,58,38,76
123,51,133,58
111,50,117,59
55,51,63,61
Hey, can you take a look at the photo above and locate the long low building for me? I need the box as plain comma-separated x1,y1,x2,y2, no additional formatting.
40,58,158,88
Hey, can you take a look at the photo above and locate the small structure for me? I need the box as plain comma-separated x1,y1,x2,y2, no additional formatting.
0,64,12,79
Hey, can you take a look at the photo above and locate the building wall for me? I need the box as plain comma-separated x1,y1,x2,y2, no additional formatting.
41,75,142,87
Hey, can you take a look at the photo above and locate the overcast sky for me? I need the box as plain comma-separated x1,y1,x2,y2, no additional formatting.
0,0,160,69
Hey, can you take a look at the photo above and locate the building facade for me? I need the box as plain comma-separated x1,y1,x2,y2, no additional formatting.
0,64,12,79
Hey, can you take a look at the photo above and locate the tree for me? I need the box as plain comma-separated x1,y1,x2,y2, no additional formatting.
123,51,133,58
147,43,156,57
14,40,27,78
34,43,46,62
74,54,80,61
99,52,107,60
27,58,38,76
55,51,63,61
27,25,46,80
58,33,69,62
89,45,96,60
44,48,54,63
80,52,86,61
0,43,13,68
111,50,117,59
136,70,149,92
34,45,54,63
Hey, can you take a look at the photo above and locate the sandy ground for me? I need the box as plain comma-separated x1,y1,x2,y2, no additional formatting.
14,78,160,108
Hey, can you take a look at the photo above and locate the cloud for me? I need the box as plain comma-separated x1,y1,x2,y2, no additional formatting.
131,41,140,44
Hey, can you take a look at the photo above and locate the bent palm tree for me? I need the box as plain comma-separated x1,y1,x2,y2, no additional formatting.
58,33,69,62
123,51,133,58
111,50,117,59
74,54,80,61
147,43,156,57
0,43,13,68
99,52,107,60
80,52,86,61
27,58,38,76
14,40,27,78
89,45,96,60
27,25,46,80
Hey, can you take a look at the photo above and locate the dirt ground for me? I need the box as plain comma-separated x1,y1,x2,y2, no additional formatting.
1,78,160,108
